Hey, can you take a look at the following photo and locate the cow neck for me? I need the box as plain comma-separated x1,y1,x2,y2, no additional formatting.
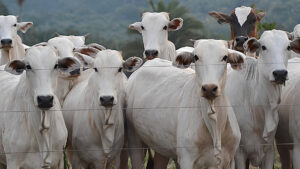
16,75,53,168
160,40,176,61
245,57,282,142
0,35,25,65
86,83,124,156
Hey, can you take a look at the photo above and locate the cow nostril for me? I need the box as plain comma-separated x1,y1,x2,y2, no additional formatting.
212,86,218,92
100,96,114,107
202,86,207,92
153,50,158,56
235,38,240,42
145,50,150,56
1,39,12,45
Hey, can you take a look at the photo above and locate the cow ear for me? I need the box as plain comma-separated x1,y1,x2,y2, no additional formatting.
290,38,300,54
74,52,95,68
227,49,246,70
123,57,143,72
74,46,100,58
86,43,106,51
168,18,183,31
244,38,260,53
129,22,142,33
208,11,231,24
5,60,26,75
17,22,33,33
57,57,81,77
173,51,195,69
256,12,265,22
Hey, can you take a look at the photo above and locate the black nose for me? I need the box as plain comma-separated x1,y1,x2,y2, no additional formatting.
37,96,54,110
201,84,219,100
144,50,159,60
100,96,114,107
273,70,288,84
1,39,12,46
235,36,248,48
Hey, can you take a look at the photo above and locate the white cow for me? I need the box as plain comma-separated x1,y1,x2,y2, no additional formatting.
129,12,183,61
63,50,142,169
225,30,300,169
0,15,33,65
0,45,81,168
126,39,244,169
275,26,300,169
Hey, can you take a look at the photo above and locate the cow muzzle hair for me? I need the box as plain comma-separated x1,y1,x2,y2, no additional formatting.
37,95,54,110
201,84,219,101
144,49,159,60
100,96,115,108
0,38,13,49
234,36,248,52
272,69,288,85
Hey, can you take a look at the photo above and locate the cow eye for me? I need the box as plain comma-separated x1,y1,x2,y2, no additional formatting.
222,55,228,62
26,65,32,70
13,24,17,27
287,46,291,51
163,25,167,30
262,45,267,50
118,67,122,72
194,55,199,61
141,26,144,30
94,68,98,72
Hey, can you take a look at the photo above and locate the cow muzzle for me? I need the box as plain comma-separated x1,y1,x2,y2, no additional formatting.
144,50,159,60
201,84,219,100
37,95,54,110
0,38,12,49
100,96,115,108
234,36,248,52
272,70,288,84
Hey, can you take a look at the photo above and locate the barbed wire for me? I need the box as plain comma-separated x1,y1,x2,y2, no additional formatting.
0,142,297,155
0,60,300,71
0,103,299,113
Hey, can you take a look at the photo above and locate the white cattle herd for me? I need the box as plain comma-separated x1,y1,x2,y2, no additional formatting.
0,5,299,169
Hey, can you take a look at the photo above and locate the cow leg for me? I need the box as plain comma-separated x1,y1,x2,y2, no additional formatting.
277,144,291,169
293,144,300,169
71,152,83,169
127,121,145,169
111,153,121,169
234,148,247,169
177,149,195,169
153,152,168,169
260,147,274,169
119,149,129,169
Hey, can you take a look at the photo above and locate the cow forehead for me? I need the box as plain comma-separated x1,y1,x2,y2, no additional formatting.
194,40,227,59
0,15,17,26
26,46,58,68
94,50,123,69
59,35,85,48
260,30,290,47
48,37,75,56
234,6,252,26
142,12,169,26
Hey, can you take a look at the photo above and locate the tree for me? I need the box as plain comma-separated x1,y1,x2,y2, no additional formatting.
0,0,9,15
121,0,206,59
251,4,277,35
17,0,25,21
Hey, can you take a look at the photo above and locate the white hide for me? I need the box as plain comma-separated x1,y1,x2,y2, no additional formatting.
225,30,293,169
275,58,300,169
63,50,142,169
129,12,182,61
0,15,33,65
0,46,81,168
235,6,252,26
126,40,242,169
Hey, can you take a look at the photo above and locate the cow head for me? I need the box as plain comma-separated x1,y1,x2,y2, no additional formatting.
174,39,245,101
209,6,265,53
0,15,33,49
75,50,142,107
129,12,183,60
244,30,300,84
57,35,86,48
5,45,80,110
